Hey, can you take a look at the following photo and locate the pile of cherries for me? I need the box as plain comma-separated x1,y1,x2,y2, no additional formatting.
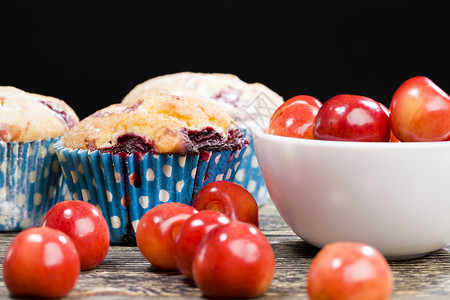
268,76,450,143
135,181,274,299
2,181,275,299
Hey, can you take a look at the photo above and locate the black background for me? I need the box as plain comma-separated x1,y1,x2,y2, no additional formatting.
1,1,449,120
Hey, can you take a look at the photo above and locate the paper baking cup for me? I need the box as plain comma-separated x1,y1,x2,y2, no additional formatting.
0,138,66,231
55,143,247,244
233,133,270,206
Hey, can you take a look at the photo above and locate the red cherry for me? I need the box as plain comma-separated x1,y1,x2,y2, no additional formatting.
313,94,391,142
193,221,275,298
41,200,110,271
136,202,197,270
3,227,80,298
390,76,450,142
268,95,321,139
174,210,231,279
192,181,258,227
307,242,393,300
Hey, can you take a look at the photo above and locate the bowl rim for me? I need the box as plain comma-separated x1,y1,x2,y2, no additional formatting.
252,126,450,150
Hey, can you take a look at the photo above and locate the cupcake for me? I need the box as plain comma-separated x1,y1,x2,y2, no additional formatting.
55,93,248,244
122,72,284,206
0,86,79,231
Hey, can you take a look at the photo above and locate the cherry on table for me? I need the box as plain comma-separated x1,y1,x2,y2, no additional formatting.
192,181,259,227
3,227,80,298
307,241,393,300
41,200,110,271
136,202,198,270
192,221,275,298
174,210,231,278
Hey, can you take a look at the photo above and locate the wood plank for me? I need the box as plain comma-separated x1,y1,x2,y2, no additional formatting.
0,200,449,299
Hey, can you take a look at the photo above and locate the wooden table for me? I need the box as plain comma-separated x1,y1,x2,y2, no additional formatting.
1,200,450,299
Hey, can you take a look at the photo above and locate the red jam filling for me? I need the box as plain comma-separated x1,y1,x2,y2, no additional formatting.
212,86,242,108
182,127,248,155
99,128,247,156
100,134,156,155
39,100,77,128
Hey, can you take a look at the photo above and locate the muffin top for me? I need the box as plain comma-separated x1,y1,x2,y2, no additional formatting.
62,93,247,155
0,86,79,142
122,72,284,130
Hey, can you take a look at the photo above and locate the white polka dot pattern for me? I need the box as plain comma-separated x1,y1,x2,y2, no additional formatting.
162,165,172,177
70,171,79,183
176,180,184,193
231,133,270,206
81,189,90,201
178,156,186,167
54,141,248,245
146,168,155,181
0,138,67,231
28,171,36,183
43,167,50,178
159,190,170,202
131,220,139,232
248,180,257,193
139,196,149,209
110,216,121,229
106,190,113,202
33,193,42,206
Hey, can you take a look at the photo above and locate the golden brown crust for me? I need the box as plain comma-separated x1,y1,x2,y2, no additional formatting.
121,72,284,129
62,93,234,154
0,86,79,142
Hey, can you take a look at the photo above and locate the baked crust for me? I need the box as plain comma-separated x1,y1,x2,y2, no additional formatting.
0,86,79,142
122,72,283,128
62,93,243,155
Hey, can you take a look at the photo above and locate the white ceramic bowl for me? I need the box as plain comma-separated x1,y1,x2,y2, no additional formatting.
253,127,450,260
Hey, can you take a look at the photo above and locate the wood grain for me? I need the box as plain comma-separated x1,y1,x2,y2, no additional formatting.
1,200,450,299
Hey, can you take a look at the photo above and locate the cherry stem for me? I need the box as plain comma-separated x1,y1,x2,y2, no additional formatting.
206,201,224,214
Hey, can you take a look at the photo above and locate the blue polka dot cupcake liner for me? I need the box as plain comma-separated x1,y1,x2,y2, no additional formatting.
0,138,67,231
233,133,270,206
54,143,247,244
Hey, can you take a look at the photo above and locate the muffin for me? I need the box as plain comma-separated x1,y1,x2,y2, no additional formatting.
0,86,79,231
122,72,284,206
55,93,248,244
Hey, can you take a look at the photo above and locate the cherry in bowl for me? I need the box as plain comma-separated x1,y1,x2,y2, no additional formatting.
313,94,390,142
253,125,450,259
268,95,321,139
390,76,450,142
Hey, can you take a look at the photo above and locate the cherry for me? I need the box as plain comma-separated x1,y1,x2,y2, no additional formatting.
41,200,110,271
313,94,391,142
307,242,393,300
192,181,259,227
136,202,197,270
390,76,450,142
193,221,275,298
3,227,80,298
174,210,231,278
268,95,321,139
